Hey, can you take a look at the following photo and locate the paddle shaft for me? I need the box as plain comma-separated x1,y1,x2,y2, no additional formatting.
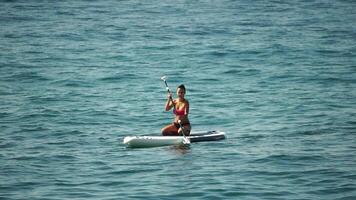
178,120,188,137
162,77,176,113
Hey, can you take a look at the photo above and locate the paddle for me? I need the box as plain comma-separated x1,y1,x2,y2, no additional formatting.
161,76,190,144
178,120,188,137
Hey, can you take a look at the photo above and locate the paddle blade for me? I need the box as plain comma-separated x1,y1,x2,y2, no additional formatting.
182,137,190,145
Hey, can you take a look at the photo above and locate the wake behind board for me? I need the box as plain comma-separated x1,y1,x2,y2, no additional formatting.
123,131,226,148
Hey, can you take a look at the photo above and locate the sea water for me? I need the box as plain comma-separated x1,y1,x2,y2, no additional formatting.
1,1,355,199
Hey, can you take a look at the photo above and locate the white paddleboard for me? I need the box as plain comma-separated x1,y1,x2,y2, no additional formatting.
123,131,225,148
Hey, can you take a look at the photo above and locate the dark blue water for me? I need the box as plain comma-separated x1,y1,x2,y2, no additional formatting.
1,0,356,199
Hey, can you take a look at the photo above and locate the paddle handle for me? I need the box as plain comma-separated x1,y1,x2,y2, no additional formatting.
161,76,176,112
163,80,174,102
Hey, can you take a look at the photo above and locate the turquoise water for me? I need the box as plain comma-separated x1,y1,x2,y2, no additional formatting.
1,0,356,199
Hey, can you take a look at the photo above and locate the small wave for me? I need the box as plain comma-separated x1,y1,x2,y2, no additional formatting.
222,69,242,74
99,73,139,83
19,125,49,133
8,71,50,82
255,154,325,163
294,129,330,136
200,77,220,82
107,168,154,175
12,155,38,161
0,141,17,148
53,154,78,160
208,51,229,57
3,33,20,39
99,180,126,187
0,15,36,22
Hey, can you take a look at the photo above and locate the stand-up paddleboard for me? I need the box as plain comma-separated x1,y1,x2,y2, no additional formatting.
123,131,226,148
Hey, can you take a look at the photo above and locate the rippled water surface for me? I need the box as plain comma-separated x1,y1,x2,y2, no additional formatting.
1,0,356,199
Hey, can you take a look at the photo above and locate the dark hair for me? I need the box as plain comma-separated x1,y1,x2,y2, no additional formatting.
178,84,186,92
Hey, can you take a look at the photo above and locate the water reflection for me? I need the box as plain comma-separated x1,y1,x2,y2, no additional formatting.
170,144,191,155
